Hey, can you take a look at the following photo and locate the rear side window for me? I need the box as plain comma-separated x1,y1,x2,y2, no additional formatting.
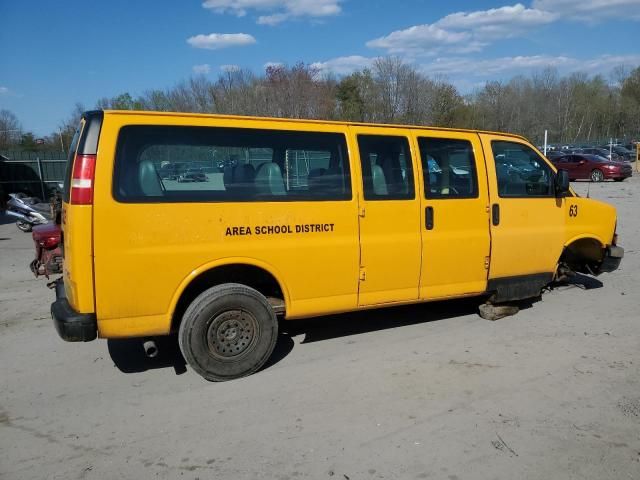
113,126,351,202
418,137,478,199
357,135,414,200
62,126,82,203
492,141,554,197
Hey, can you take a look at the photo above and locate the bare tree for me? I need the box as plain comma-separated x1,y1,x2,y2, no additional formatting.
84,57,640,145
0,109,22,149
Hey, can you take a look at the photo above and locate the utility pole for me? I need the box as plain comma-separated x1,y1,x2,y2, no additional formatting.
609,138,613,161
58,128,65,154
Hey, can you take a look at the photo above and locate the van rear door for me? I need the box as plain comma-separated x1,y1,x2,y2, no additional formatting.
61,111,103,314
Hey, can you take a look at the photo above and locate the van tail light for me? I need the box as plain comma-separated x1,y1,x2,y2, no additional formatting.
70,154,96,205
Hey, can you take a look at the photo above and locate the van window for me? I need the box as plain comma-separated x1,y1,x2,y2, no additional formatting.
113,126,351,202
62,126,82,203
357,135,414,200
418,137,478,199
492,141,554,197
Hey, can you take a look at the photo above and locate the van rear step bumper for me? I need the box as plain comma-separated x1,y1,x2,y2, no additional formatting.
51,279,97,342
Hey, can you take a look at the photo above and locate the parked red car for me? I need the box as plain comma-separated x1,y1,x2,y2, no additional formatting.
30,223,62,278
552,154,632,182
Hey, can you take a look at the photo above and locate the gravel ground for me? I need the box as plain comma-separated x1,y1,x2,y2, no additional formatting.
1,176,639,480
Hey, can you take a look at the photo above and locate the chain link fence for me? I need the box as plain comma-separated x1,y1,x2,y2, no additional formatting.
0,151,67,201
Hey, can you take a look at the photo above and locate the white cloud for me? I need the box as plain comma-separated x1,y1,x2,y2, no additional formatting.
220,64,241,72
187,33,256,50
310,53,640,87
367,3,557,56
192,64,211,74
420,53,640,80
202,0,342,25
436,4,556,38
437,4,554,29
532,0,640,21
422,55,573,77
575,54,640,71
367,25,479,56
0,86,9,95
257,13,288,25
311,55,377,76
263,61,284,69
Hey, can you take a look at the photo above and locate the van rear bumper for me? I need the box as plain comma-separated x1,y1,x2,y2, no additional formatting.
600,245,624,273
51,278,97,342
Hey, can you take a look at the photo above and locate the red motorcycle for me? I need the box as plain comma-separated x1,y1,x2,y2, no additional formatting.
29,191,63,279
30,223,63,278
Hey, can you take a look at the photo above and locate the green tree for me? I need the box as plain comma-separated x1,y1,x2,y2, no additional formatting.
96,92,144,110
336,74,365,121
622,67,640,104
20,132,38,151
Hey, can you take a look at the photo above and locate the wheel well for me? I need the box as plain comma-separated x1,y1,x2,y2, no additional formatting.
560,238,605,274
171,264,284,332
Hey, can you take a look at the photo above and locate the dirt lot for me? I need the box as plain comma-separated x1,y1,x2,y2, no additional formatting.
1,177,639,480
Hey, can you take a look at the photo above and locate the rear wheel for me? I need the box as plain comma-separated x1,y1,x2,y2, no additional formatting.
590,169,604,182
179,283,278,381
16,220,32,232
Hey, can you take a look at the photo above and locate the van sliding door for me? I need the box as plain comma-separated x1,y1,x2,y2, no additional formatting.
415,131,491,299
351,126,422,306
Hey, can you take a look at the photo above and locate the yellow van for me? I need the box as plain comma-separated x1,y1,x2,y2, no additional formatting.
52,110,623,381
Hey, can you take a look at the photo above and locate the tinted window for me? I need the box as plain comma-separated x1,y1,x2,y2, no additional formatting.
492,141,554,197
114,126,351,202
357,135,414,200
418,137,478,199
62,126,82,203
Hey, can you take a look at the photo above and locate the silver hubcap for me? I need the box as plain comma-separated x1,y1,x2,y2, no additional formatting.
206,310,258,359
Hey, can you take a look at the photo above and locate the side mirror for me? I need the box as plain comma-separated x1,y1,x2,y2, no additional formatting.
555,169,570,196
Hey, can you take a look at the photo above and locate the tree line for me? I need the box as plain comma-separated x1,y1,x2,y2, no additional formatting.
2,57,640,154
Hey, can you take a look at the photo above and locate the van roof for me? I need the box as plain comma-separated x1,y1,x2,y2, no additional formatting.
102,109,528,142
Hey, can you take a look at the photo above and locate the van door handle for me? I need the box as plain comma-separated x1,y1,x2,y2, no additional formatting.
492,203,500,226
426,206,434,230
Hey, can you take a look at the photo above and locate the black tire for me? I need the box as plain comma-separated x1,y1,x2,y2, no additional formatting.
179,283,278,381
16,220,32,232
590,169,604,182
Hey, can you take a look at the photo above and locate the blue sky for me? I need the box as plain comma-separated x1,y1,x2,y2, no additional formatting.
1,0,640,136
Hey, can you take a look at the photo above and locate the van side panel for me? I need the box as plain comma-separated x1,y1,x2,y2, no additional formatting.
62,205,95,313
92,114,360,337
564,197,616,249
